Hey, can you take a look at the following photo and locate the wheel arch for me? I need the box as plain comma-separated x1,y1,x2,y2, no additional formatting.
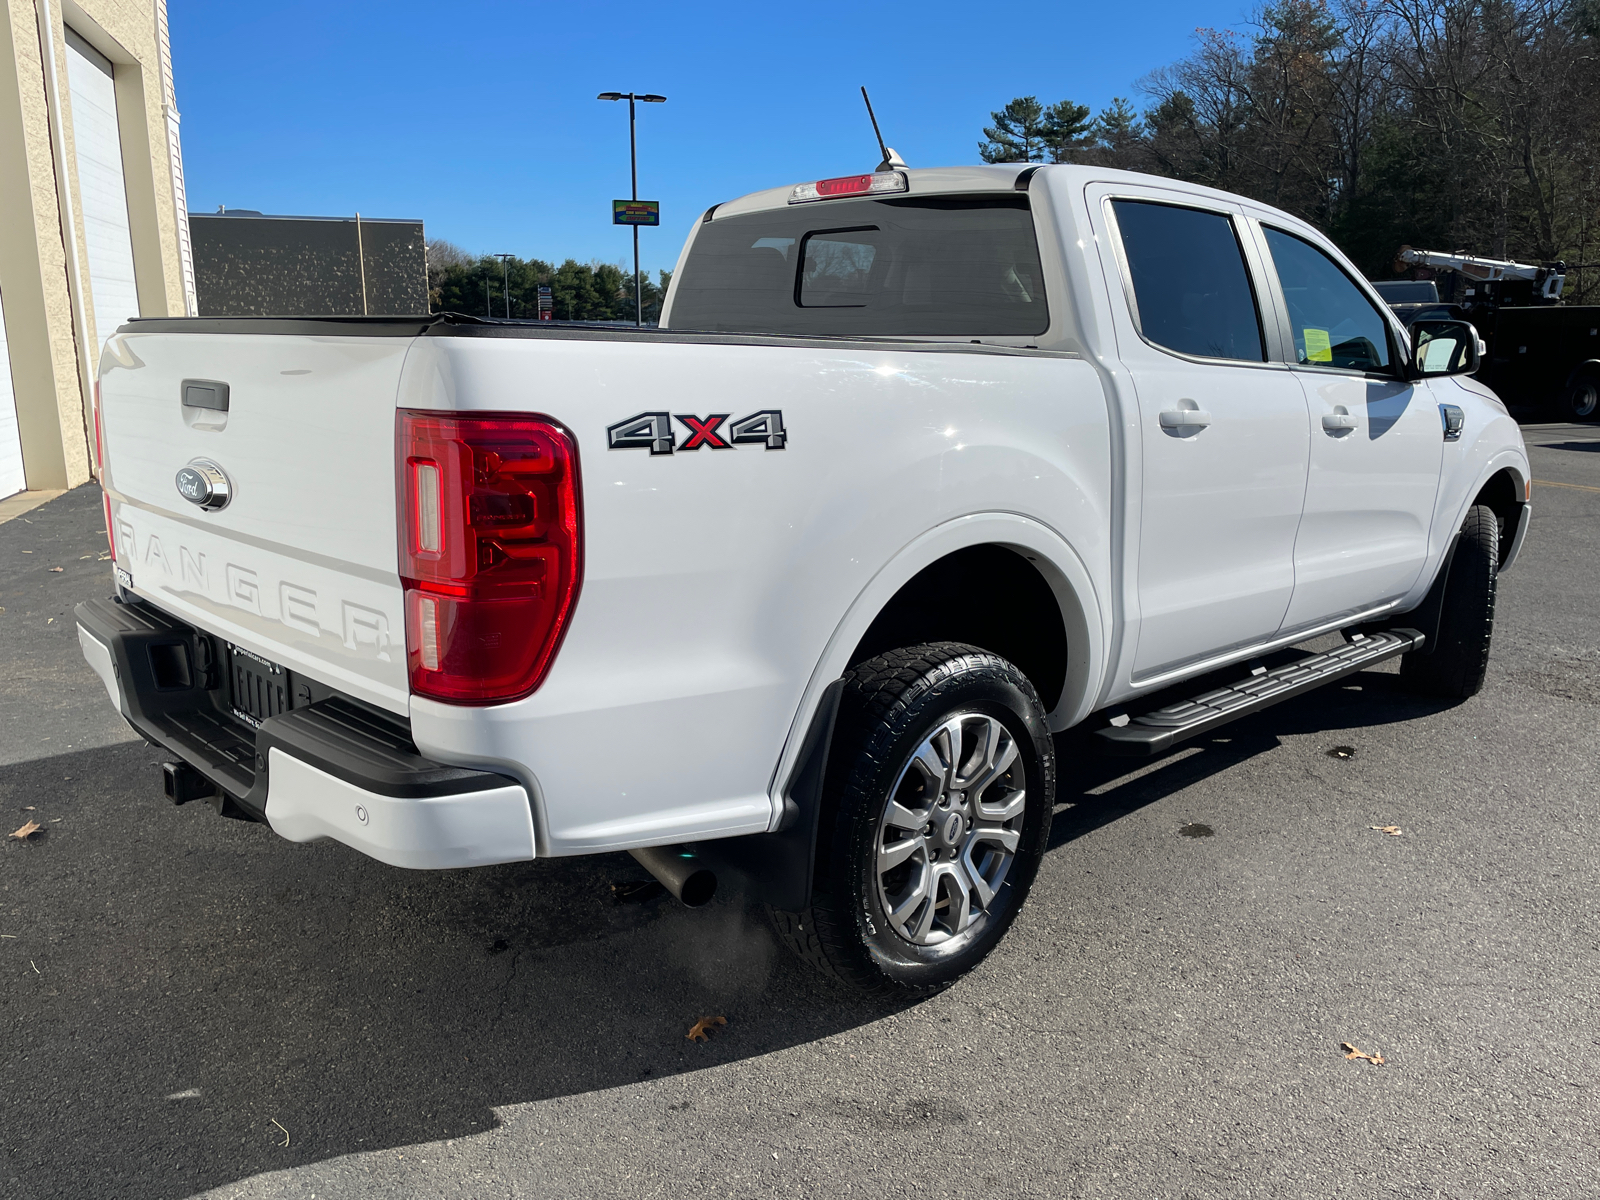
706,515,1101,913
771,513,1105,813
1471,465,1528,568
1562,357,1600,391
847,544,1072,723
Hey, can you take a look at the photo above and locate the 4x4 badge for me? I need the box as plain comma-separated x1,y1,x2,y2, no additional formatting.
608,410,786,455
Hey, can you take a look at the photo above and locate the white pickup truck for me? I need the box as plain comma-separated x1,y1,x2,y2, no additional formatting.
78,163,1530,996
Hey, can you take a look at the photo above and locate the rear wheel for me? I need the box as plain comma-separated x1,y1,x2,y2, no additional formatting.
1563,371,1599,422
1399,504,1499,699
771,643,1054,997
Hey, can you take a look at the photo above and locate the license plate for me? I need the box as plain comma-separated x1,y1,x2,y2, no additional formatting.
227,644,291,727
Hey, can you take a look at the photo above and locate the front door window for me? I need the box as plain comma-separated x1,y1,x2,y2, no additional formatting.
1261,227,1392,374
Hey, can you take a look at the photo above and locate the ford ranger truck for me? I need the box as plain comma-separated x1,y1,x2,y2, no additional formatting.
77,164,1531,996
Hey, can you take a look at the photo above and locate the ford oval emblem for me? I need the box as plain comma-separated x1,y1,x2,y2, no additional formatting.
175,459,232,511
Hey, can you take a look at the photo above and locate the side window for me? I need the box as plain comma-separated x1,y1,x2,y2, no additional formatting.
1110,199,1264,362
1262,227,1392,373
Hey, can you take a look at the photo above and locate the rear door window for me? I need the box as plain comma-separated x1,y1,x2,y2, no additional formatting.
667,196,1048,337
1261,226,1393,372
1110,199,1265,362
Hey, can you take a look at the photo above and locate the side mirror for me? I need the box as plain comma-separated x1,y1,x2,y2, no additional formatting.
1410,319,1480,378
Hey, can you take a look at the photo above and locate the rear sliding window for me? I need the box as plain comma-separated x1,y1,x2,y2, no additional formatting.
667,196,1049,337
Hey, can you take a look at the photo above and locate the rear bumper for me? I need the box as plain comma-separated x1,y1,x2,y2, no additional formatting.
74,595,535,869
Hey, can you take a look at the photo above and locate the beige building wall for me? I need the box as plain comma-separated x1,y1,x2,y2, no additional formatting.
0,0,192,495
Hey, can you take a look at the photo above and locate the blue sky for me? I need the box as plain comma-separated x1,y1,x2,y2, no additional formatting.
170,1,1250,275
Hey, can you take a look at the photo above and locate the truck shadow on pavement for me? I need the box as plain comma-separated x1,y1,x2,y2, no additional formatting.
1049,666,1456,850
2,665,1450,1200
1,740,901,1200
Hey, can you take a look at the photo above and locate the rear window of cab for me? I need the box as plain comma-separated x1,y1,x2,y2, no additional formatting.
667,195,1049,338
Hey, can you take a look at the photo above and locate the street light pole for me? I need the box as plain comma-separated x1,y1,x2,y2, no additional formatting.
493,253,514,319
598,91,666,327
629,94,639,327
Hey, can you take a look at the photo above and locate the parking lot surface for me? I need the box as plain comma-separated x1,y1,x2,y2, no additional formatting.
3,424,1597,1200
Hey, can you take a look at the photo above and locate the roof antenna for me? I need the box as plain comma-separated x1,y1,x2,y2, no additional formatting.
861,87,906,172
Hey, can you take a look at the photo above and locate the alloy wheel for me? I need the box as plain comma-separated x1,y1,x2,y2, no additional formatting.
874,713,1027,947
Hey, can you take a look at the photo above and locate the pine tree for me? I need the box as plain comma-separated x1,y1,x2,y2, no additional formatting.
979,97,1049,163
1042,99,1093,162
1091,97,1144,155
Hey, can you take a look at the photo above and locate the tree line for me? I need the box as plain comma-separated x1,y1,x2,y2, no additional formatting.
980,0,1600,300
427,241,672,323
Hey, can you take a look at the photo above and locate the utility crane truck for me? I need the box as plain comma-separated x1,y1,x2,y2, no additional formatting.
1375,247,1599,421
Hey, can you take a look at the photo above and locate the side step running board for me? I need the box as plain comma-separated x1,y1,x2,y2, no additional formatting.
1096,629,1424,757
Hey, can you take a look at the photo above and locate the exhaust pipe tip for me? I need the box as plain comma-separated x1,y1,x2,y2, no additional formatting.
628,845,717,908
677,868,717,908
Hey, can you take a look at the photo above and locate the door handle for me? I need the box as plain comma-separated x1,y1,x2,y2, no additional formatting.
1158,409,1212,429
1321,412,1358,432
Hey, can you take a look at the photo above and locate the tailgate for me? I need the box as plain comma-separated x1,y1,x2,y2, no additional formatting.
98,331,415,714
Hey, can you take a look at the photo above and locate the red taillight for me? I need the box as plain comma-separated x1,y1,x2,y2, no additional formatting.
93,381,114,559
92,381,104,476
397,411,582,704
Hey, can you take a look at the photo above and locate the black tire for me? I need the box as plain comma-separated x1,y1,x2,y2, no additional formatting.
1399,505,1499,699
771,643,1055,997
1562,371,1599,423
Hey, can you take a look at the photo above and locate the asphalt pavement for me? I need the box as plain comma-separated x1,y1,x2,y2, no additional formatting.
3,424,1597,1200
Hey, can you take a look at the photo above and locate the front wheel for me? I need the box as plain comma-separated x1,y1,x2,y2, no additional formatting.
1400,504,1499,699
771,643,1055,997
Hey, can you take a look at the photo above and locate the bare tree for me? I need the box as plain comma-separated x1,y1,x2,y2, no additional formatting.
1109,0,1600,276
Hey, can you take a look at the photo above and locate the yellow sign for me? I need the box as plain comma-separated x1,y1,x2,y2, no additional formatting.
1304,327,1333,363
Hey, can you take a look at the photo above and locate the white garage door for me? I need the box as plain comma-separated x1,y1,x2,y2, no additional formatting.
0,287,24,499
65,29,141,354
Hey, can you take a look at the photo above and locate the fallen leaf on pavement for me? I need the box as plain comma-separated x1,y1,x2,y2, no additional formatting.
1369,825,1403,836
1327,745,1356,759
9,820,42,841
611,879,665,904
687,1016,727,1043
1341,1041,1385,1065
